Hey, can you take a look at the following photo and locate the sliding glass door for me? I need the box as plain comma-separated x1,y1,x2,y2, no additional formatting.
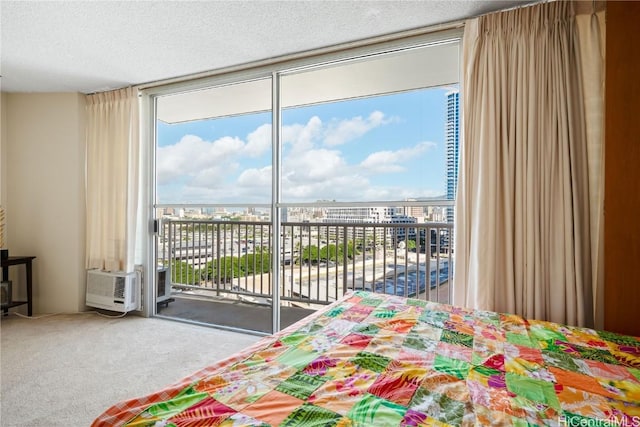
276,42,460,322
153,77,277,333
147,31,461,334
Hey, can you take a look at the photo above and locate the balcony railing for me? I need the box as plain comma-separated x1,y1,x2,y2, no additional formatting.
157,219,453,308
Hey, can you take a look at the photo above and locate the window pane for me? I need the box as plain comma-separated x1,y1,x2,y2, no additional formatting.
155,79,272,204
280,86,456,202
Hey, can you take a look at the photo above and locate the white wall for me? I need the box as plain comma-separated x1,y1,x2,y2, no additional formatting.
3,93,86,313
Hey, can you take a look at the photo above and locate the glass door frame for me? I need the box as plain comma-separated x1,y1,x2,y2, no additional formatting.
140,27,463,333
144,70,278,334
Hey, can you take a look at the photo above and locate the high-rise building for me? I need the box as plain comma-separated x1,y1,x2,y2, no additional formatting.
446,89,460,223
403,199,425,223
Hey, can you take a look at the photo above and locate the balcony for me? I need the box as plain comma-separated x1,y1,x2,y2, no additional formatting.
155,217,453,333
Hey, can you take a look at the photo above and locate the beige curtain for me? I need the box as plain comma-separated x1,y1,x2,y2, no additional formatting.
453,1,604,327
575,3,606,329
86,87,140,272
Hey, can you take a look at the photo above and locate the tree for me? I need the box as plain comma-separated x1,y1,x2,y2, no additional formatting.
172,260,199,285
343,240,356,258
300,245,320,264
319,244,338,262
241,251,271,275
315,241,356,264
201,256,241,283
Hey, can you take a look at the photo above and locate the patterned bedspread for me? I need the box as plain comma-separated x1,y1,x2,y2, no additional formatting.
92,291,640,426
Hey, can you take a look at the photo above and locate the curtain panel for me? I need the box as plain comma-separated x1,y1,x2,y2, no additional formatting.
575,3,605,329
85,87,140,272
453,1,604,327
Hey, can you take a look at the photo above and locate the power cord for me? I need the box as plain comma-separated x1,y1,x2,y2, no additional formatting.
6,310,128,319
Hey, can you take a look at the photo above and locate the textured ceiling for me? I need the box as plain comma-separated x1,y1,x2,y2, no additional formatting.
1,0,530,94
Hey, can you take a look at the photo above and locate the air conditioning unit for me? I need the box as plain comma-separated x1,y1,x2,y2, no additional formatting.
156,267,172,303
86,269,140,313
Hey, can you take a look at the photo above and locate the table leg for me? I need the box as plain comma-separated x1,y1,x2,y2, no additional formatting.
2,265,6,316
26,260,33,316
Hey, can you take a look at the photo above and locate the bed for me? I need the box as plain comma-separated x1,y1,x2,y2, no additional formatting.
92,291,640,426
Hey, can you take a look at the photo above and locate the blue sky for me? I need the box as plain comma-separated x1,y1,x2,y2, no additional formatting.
157,86,455,204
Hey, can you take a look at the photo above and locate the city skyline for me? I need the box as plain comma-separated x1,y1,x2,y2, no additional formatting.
158,203,448,225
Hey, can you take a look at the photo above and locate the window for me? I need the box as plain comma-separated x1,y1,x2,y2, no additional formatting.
146,29,461,333
156,78,272,205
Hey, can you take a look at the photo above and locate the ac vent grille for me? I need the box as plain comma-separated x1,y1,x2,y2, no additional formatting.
114,277,126,299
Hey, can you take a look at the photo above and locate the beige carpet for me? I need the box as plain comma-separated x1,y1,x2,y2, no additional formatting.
0,312,261,426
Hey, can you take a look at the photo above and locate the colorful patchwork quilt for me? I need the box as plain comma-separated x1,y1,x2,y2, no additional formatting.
92,291,640,426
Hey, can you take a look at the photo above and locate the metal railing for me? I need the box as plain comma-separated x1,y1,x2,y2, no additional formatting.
157,219,453,307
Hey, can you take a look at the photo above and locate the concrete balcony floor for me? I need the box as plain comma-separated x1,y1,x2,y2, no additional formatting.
156,294,317,334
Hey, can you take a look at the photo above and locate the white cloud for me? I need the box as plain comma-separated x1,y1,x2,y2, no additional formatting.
190,163,239,188
323,110,393,146
176,184,270,204
157,134,245,185
360,185,443,201
282,116,323,153
282,172,370,201
237,166,272,187
156,109,441,203
208,136,245,157
244,123,272,157
285,149,347,183
157,135,204,184
360,141,437,173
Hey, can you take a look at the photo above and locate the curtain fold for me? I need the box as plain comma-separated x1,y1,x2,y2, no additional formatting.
85,87,140,272
575,4,606,329
453,1,603,327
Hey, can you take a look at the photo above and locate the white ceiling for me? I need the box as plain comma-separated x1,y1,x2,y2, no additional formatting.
0,0,531,94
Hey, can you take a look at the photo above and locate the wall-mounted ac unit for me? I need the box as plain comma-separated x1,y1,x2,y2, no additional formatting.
157,267,172,303
86,269,140,313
